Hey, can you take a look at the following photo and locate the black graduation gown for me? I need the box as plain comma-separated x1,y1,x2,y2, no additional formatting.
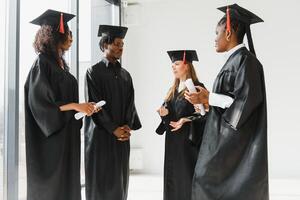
156,82,207,200
24,53,82,200
84,59,142,200
191,47,269,200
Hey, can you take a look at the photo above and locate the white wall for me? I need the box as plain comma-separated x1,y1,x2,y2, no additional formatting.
119,0,300,179
91,0,120,64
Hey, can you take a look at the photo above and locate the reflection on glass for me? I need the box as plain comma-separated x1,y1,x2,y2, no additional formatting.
0,0,6,198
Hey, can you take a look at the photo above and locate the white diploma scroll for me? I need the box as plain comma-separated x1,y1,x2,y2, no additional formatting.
74,100,106,120
184,79,206,116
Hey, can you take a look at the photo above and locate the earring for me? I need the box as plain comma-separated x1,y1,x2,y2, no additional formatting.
225,29,231,41
226,32,231,42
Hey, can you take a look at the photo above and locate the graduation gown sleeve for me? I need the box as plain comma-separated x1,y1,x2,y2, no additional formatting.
187,81,207,144
85,69,118,134
155,115,172,135
27,57,69,137
155,101,206,144
187,114,206,146
155,102,172,135
125,75,142,130
222,56,263,130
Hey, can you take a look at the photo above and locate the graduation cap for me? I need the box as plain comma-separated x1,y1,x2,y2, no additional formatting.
217,4,263,55
30,9,75,34
105,0,120,6
167,50,199,64
98,25,128,39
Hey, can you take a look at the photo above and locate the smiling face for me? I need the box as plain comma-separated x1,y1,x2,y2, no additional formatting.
105,37,124,60
172,60,188,79
214,23,229,53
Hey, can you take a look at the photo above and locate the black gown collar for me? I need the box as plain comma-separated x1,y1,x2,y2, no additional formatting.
102,57,121,68
219,47,247,73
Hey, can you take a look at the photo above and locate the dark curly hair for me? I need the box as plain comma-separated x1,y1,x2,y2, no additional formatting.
33,25,71,68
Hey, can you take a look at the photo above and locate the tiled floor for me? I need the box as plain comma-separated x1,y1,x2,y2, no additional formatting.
81,175,300,200
2,172,300,199
2,164,300,200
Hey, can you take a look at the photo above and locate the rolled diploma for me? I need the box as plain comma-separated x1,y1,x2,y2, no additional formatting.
185,79,206,116
74,100,106,120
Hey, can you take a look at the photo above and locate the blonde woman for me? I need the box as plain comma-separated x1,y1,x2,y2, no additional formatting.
156,50,207,200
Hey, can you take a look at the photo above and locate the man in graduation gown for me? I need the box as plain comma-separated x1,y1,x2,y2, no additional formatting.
84,25,142,200
184,4,269,200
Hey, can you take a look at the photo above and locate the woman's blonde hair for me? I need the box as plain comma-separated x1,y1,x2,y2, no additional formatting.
165,62,199,102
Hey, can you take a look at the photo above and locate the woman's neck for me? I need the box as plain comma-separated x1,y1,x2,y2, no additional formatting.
179,75,187,82
226,40,239,52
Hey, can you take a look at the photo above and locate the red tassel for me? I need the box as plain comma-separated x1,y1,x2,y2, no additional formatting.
183,50,186,64
59,13,65,34
226,6,231,32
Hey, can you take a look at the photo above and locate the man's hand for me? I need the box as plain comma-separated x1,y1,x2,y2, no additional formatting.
184,86,210,105
122,125,131,133
113,127,131,142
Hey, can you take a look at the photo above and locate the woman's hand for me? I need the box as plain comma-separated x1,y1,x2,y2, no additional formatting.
194,105,201,113
59,102,102,116
169,118,192,132
184,86,209,105
204,103,210,112
74,102,96,116
194,103,210,113
93,105,102,114
157,106,169,117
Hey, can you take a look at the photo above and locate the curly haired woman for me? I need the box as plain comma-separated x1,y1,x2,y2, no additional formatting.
24,10,100,200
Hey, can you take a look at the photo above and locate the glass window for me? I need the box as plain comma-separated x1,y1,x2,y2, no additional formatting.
78,0,92,187
0,0,6,198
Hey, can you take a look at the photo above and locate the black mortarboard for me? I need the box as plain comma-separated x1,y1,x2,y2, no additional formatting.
98,25,128,38
30,9,75,34
105,0,120,6
167,50,199,63
218,4,263,25
217,4,263,55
